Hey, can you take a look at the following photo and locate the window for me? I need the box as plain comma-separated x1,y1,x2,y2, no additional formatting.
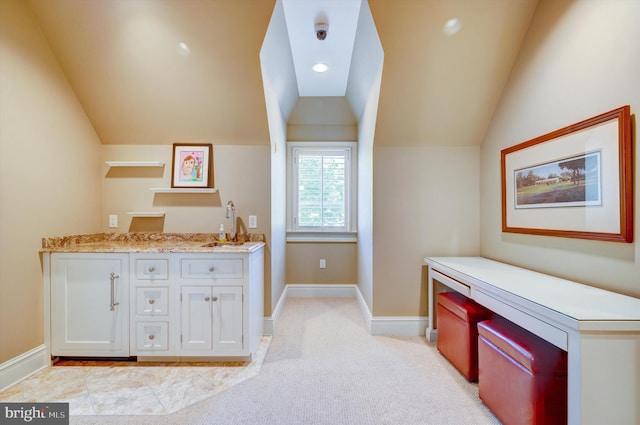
287,142,357,241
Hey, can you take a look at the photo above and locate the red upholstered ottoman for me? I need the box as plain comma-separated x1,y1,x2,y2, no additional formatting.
477,319,567,425
436,291,493,381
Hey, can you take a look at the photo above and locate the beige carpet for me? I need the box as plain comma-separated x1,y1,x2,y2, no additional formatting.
70,297,500,425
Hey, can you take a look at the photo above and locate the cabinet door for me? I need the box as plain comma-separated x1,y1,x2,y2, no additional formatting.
51,253,129,357
181,286,214,351
212,286,243,352
181,286,243,354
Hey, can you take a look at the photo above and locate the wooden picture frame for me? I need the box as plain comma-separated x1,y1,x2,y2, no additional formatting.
171,143,213,188
501,105,632,242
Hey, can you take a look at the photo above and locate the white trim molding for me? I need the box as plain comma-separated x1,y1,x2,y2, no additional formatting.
0,345,49,392
263,285,289,336
354,286,373,334
285,284,358,298
267,284,428,337
369,316,429,336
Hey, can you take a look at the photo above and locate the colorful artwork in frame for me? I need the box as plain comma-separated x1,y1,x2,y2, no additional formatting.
514,150,602,209
501,105,632,242
171,143,213,188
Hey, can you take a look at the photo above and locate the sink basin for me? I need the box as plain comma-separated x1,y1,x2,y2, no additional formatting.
200,241,245,247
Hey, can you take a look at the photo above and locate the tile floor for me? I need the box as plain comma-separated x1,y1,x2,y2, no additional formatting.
0,337,270,416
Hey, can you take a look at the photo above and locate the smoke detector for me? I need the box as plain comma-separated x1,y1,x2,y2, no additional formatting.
315,22,328,41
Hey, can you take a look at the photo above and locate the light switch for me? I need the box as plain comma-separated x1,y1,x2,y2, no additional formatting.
248,215,257,228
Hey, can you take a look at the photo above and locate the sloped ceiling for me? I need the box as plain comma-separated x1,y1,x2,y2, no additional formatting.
28,0,274,145
371,0,539,146
27,0,538,147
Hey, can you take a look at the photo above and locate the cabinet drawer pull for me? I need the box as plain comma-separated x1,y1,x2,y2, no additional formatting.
211,296,218,302
148,266,156,273
208,266,215,272
204,296,210,302
148,334,155,340
148,299,155,305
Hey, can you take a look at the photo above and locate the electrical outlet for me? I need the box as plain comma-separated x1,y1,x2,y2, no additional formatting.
248,215,257,229
109,215,118,228
320,259,326,269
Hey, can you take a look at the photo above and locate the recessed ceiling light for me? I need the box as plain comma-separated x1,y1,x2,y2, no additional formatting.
443,18,462,35
312,63,329,73
177,42,191,56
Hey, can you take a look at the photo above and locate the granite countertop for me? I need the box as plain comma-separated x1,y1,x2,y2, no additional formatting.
41,232,265,253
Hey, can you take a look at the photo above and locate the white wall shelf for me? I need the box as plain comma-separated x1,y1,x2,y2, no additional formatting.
149,188,217,194
127,212,166,217
106,161,164,167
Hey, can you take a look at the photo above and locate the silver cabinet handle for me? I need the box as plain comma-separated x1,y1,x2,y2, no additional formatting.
109,273,120,311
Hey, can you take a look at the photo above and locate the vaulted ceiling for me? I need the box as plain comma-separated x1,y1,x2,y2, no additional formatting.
27,0,538,147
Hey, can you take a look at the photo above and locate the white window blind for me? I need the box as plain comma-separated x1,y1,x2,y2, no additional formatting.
288,142,356,237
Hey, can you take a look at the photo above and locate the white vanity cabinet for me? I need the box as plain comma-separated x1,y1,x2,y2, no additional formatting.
44,243,264,361
49,253,129,357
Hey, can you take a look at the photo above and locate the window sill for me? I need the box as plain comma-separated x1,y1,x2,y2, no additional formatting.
286,232,357,243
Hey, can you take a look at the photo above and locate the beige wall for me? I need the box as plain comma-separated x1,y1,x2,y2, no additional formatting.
373,146,481,316
101,144,273,313
101,145,270,235
286,243,357,284
0,0,103,363
480,0,640,297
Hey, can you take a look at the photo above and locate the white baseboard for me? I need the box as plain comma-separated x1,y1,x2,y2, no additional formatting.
353,284,373,334
263,284,289,336
271,284,428,337
263,317,275,336
0,345,49,392
285,284,359,298
370,316,429,336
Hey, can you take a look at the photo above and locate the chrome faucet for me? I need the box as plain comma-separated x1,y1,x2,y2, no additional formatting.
225,200,236,240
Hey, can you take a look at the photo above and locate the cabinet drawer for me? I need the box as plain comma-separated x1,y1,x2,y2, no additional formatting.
135,287,169,315
181,258,243,279
135,322,169,351
135,258,169,280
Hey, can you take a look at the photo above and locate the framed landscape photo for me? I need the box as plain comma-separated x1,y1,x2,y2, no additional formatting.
501,105,632,242
171,143,213,188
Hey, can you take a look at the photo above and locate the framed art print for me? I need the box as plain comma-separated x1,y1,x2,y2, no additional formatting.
171,143,213,188
501,106,632,242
